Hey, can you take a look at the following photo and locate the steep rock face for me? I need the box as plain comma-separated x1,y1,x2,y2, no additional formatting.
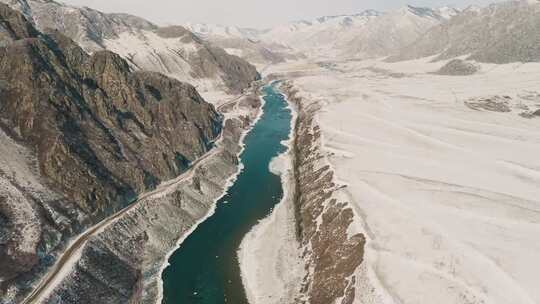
1,0,259,94
192,42,262,93
0,1,37,43
0,3,221,298
390,1,540,63
284,83,366,304
41,84,262,304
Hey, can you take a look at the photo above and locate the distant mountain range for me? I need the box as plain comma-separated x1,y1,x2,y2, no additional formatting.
185,5,460,61
4,0,538,71
389,0,540,63
187,1,540,64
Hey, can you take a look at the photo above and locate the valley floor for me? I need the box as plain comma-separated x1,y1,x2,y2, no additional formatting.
243,58,540,304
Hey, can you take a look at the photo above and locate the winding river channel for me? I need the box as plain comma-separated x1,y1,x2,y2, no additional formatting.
161,83,292,304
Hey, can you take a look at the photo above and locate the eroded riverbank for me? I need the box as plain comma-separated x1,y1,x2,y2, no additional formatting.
238,81,367,304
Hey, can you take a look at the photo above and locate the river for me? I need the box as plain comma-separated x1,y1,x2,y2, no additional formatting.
161,82,292,304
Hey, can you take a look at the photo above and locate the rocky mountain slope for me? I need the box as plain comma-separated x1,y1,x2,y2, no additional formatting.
0,3,222,300
1,0,260,94
257,6,458,59
390,0,540,63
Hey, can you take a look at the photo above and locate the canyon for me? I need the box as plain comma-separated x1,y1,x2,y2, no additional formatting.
2,0,540,303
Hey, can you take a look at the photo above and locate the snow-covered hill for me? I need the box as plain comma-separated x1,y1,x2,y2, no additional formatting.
341,6,458,59
183,6,461,64
185,23,263,40
0,0,259,95
259,10,381,58
256,6,458,60
185,23,304,67
390,0,540,63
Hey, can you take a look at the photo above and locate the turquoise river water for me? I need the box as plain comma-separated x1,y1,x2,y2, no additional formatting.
161,83,292,304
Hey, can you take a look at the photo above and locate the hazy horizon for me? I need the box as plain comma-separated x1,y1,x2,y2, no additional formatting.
61,0,504,28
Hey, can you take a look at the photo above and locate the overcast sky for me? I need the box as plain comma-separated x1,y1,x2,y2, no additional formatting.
61,0,501,28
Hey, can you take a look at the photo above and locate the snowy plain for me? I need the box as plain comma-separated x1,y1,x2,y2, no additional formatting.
254,57,540,304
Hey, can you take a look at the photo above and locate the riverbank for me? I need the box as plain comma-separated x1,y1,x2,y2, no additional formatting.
238,84,304,304
284,81,369,304
35,86,264,303
238,80,368,304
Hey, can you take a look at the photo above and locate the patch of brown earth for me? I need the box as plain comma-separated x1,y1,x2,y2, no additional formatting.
465,96,512,112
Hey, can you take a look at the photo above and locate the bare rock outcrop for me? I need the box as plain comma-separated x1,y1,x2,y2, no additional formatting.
434,59,479,75
284,83,366,304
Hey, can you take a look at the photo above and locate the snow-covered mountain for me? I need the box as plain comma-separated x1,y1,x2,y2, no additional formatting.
182,6,461,64
253,6,458,60
0,0,259,94
340,6,459,59
258,10,381,58
185,23,263,40
185,23,304,67
390,0,540,63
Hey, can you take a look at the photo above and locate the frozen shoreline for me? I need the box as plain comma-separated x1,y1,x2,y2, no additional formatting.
237,86,304,304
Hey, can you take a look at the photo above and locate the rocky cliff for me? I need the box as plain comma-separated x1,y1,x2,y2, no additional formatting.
43,94,262,304
0,4,224,301
1,0,260,94
283,83,366,304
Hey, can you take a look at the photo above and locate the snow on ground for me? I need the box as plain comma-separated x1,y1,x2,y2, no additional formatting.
103,30,244,108
0,129,46,259
277,58,540,304
224,48,244,57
